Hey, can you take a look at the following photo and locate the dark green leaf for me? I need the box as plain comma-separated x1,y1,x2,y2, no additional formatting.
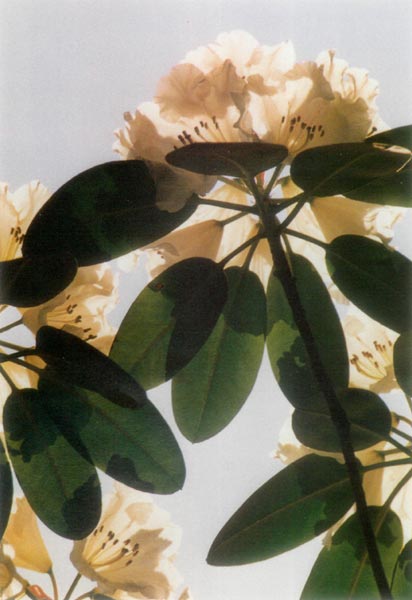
326,236,412,333
22,161,196,267
266,253,348,410
0,255,77,308
292,388,392,452
35,326,147,408
166,142,288,177
38,378,185,494
290,142,410,198
347,168,412,208
301,507,403,599
207,455,354,566
172,267,266,442
0,436,13,539
394,331,412,396
4,389,101,539
392,540,412,598
110,258,228,387
366,125,412,150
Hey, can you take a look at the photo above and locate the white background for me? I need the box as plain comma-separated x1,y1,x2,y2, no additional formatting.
1,1,412,599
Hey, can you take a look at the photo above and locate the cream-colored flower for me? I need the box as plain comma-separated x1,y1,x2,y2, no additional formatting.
0,546,21,600
3,497,51,573
0,356,38,419
70,483,182,598
110,586,193,600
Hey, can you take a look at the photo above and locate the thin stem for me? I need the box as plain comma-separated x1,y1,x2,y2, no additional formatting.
219,232,263,268
197,197,257,214
217,176,249,193
0,318,23,334
0,364,18,392
63,574,82,600
395,413,412,428
276,199,306,232
383,467,412,510
263,163,284,197
220,212,249,227
0,349,37,363
387,435,412,458
392,427,412,444
284,228,328,249
48,568,59,600
0,339,29,352
73,591,95,600
362,458,412,473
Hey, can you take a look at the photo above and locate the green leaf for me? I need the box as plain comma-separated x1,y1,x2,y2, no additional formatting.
347,167,412,208
110,258,228,387
301,507,403,599
4,389,101,539
172,267,266,442
394,331,412,396
366,125,412,150
207,455,354,566
292,388,392,452
0,436,13,539
38,378,185,494
266,253,348,410
35,326,147,409
290,142,410,199
166,142,288,177
0,255,77,308
22,161,195,267
326,235,412,333
392,540,412,598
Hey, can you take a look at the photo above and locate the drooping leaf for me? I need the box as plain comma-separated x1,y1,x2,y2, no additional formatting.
207,455,354,566
290,142,410,200
35,326,147,409
22,161,196,266
392,540,412,598
166,142,288,177
292,388,392,452
0,255,77,307
366,125,412,150
266,253,348,410
172,267,266,442
0,436,13,539
394,331,412,396
110,258,228,387
38,377,185,494
326,235,412,333
4,388,101,539
301,507,403,599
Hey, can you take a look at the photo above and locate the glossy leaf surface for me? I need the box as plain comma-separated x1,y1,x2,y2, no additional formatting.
22,161,195,266
110,258,228,387
172,267,266,442
36,326,147,408
207,455,354,566
0,255,77,307
392,540,412,598
38,378,186,494
0,436,13,539
4,389,101,539
166,142,288,177
366,125,412,150
266,253,348,410
301,508,403,599
326,235,412,333
394,331,412,396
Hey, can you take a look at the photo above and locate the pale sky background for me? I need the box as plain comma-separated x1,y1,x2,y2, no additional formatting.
1,1,412,599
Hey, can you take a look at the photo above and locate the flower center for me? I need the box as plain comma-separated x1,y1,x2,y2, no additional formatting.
350,338,393,381
46,294,98,342
88,525,140,571
278,113,326,153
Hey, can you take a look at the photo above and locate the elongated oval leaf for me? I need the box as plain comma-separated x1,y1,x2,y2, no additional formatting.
4,389,101,539
0,436,13,539
301,507,403,599
22,161,196,266
290,142,410,198
392,540,412,598
266,253,348,410
347,167,412,208
207,455,354,566
0,255,77,307
394,331,412,396
110,258,228,387
366,125,412,150
38,378,185,494
35,326,147,408
292,388,392,452
166,142,288,177
326,235,412,333
172,267,266,442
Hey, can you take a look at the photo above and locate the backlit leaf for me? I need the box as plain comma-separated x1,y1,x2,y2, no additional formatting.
394,331,412,396
392,540,412,598
366,125,412,150
0,436,13,539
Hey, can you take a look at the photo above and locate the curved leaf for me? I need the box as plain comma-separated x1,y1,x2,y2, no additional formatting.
0,436,13,539
394,331,412,396
207,455,354,566
326,235,412,333
266,253,348,410
0,255,77,307
35,326,147,409
4,389,101,539
301,507,403,599
347,168,412,208
292,388,392,452
110,258,228,387
22,161,196,266
366,125,412,150
172,267,266,442
38,378,186,494
392,540,412,597
166,142,288,177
